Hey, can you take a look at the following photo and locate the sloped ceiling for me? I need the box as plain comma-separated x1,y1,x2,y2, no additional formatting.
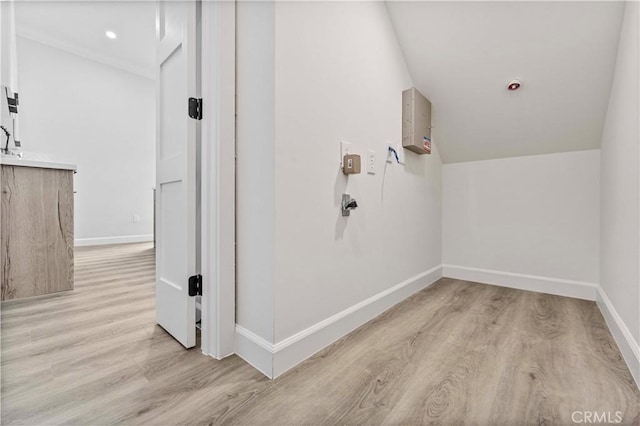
386,1,625,163
14,1,155,79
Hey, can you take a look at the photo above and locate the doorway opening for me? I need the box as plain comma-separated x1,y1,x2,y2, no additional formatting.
2,0,236,360
8,0,204,348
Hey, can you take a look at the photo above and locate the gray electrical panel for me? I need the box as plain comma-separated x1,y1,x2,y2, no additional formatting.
402,87,431,155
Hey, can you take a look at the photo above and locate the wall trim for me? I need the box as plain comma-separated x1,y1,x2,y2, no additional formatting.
235,265,443,379
234,325,274,378
199,0,236,360
596,285,640,389
75,234,153,247
236,266,639,389
16,26,155,80
442,264,598,301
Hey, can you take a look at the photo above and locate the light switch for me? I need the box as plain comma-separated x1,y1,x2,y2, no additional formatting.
367,150,375,174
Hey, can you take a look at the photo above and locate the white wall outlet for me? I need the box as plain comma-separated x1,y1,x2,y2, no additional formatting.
133,214,140,223
367,150,375,174
340,141,351,167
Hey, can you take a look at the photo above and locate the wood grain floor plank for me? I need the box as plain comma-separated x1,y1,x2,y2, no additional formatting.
2,243,638,425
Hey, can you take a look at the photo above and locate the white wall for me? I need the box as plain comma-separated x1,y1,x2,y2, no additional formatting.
0,2,8,88
236,0,276,344
443,150,601,297
16,37,155,245
273,1,442,340
599,0,639,384
0,2,10,130
236,1,442,377
0,1,17,140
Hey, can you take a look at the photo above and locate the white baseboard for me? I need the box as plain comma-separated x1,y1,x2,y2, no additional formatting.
234,265,443,379
442,264,597,301
596,286,640,389
235,265,639,391
74,234,154,247
234,325,274,378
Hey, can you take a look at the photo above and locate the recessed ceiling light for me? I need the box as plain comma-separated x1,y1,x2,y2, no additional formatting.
507,79,522,91
105,31,117,40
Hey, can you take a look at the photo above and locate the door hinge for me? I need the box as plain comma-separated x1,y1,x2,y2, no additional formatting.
188,97,203,120
188,274,202,296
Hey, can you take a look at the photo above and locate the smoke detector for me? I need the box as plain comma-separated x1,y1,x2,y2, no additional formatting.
507,79,522,91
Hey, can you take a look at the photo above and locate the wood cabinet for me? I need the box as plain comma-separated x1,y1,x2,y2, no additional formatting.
1,164,75,300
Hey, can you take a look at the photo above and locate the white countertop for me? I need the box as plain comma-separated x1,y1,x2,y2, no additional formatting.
0,154,77,171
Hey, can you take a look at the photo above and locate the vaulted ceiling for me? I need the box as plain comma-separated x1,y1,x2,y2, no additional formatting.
386,1,625,163
14,1,625,164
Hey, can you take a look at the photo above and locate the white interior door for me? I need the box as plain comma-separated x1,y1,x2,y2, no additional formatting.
155,0,199,348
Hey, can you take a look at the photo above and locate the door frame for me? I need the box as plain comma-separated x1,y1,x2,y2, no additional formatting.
199,0,236,359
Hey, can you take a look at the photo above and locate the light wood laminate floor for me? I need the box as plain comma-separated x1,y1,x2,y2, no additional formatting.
1,243,638,425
